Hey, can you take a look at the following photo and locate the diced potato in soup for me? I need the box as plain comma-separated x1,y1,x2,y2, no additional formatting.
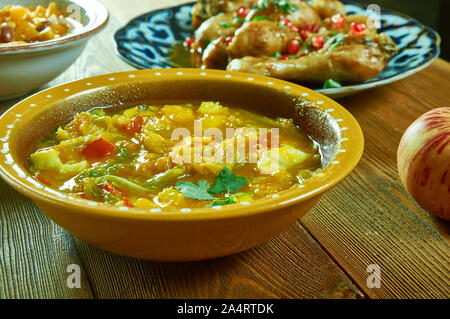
29,102,322,209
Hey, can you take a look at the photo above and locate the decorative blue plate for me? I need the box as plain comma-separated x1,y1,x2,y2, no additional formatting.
114,0,441,98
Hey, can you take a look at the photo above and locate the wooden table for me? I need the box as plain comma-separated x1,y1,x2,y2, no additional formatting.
1,0,449,299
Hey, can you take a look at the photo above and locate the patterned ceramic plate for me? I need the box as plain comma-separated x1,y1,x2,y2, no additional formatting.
114,0,441,98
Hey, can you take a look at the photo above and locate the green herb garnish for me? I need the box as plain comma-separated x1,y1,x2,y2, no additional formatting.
252,16,272,22
209,167,248,194
38,137,55,146
89,108,107,117
206,196,236,207
273,0,298,14
174,167,249,207
221,19,235,28
325,33,345,51
202,39,212,46
323,78,342,89
116,146,139,162
273,52,283,59
175,180,217,201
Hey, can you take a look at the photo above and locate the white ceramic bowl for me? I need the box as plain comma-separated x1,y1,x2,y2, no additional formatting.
0,0,108,100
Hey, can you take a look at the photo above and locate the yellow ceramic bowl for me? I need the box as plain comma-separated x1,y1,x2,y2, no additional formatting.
0,69,364,261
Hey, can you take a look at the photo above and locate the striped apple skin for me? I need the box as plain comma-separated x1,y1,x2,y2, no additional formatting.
397,107,450,220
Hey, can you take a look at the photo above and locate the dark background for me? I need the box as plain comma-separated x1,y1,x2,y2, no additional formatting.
355,0,448,60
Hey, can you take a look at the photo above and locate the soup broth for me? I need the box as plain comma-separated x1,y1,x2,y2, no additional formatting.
29,102,322,209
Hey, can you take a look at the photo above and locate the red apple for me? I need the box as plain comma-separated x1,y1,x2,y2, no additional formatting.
397,107,450,220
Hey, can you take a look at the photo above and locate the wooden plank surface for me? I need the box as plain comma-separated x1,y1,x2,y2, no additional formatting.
301,60,450,298
1,0,449,299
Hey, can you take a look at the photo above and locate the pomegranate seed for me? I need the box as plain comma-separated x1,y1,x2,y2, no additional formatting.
331,14,345,28
278,55,290,61
286,38,300,55
311,35,324,49
299,29,310,41
284,19,293,28
309,23,321,33
351,22,367,35
184,37,195,49
237,6,250,19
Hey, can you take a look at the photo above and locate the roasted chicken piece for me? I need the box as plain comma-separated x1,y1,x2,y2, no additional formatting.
186,0,398,85
227,45,385,82
202,37,229,69
310,0,346,18
227,34,398,83
191,0,256,29
227,20,297,58
194,12,239,47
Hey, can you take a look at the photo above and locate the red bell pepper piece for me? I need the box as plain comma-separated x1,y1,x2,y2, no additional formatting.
122,116,143,134
36,174,49,185
82,138,116,159
122,197,134,207
103,182,123,196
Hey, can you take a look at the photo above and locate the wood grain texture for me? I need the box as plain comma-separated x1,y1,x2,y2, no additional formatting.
72,225,362,299
302,60,450,298
0,0,449,299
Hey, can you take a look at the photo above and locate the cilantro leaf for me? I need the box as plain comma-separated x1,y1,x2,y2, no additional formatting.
209,167,248,194
252,16,273,22
221,19,235,28
325,33,345,51
175,180,217,200
273,0,298,14
323,78,342,89
206,197,236,207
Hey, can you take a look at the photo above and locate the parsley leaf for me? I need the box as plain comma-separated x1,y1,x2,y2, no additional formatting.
116,146,139,163
323,78,342,88
273,52,283,59
175,180,217,200
209,167,248,194
325,33,345,51
175,168,249,207
273,0,298,14
206,197,236,207
221,19,235,28
252,16,272,22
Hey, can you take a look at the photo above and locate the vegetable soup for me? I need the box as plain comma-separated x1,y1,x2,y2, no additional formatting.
29,102,322,209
